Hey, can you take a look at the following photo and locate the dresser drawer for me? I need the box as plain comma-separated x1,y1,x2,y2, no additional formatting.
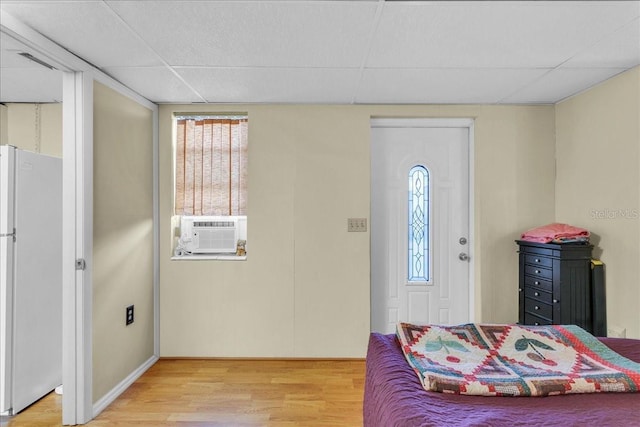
520,245,554,257
523,275,553,293
524,265,552,280
524,287,552,304
524,312,552,326
524,254,552,268
525,298,552,320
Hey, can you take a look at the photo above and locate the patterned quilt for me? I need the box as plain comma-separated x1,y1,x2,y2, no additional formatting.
397,323,640,396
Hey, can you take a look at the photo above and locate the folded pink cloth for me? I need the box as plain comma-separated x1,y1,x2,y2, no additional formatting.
521,223,590,244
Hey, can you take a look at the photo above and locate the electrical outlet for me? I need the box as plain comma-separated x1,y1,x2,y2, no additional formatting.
348,218,367,232
607,327,626,338
126,305,134,326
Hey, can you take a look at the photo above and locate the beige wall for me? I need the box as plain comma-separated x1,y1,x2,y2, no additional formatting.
1,103,62,157
556,67,640,339
92,82,154,401
159,104,556,358
0,104,7,145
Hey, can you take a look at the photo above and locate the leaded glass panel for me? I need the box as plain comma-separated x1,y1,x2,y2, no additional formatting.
408,165,430,282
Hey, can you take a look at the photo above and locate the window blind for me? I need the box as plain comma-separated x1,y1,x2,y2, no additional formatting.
175,117,248,216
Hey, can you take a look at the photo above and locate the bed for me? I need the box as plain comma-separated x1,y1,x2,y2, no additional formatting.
363,331,640,427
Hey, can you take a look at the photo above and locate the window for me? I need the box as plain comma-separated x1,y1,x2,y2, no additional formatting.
174,115,248,216
173,115,248,259
408,165,430,282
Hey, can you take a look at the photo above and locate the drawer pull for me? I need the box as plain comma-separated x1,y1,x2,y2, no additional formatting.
534,306,540,310
535,269,540,274
534,281,540,285
553,299,558,303
534,322,540,326
534,292,539,296
535,258,540,263
519,288,522,292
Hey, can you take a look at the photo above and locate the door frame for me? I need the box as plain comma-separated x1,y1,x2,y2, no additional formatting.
369,117,476,324
62,70,94,424
1,11,159,424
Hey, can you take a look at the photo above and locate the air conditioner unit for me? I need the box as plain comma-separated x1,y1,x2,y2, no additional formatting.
180,216,238,254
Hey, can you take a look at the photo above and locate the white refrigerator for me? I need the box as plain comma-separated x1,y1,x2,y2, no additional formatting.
0,145,62,415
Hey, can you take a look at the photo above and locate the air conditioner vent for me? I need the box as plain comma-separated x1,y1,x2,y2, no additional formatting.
193,220,235,228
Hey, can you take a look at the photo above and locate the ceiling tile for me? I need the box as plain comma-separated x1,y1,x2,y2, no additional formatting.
175,67,361,103
1,0,638,104
0,67,62,102
563,18,640,68
0,31,63,102
368,1,640,68
1,31,42,68
107,1,378,67
103,66,204,103
501,68,629,104
1,1,163,67
356,68,550,104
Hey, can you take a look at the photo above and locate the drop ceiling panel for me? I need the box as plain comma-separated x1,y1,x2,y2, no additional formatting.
501,68,629,104
368,1,640,68
356,68,551,104
107,1,378,67
0,31,62,102
103,67,204,103
1,1,163,67
1,1,639,104
1,32,44,68
175,67,361,103
0,68,62,102
563,18,640,68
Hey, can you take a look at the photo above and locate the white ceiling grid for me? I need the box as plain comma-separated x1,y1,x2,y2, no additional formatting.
0,0,639,104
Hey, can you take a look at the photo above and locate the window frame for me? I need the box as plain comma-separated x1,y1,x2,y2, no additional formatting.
171,113,249,260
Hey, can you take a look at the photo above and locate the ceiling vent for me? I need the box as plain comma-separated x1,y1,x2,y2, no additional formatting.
18,52,56,70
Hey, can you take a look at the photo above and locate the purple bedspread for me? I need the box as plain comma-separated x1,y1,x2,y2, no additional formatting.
363,333,640,427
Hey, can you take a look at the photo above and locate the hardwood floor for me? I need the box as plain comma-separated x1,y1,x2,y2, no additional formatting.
0,392,62,427
3,359,366,426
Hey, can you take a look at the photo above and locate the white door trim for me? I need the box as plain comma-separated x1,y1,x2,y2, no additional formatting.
62,71,94,425
371,118,475,129
2,11,160,424
1,12,95,423
370,117,475,323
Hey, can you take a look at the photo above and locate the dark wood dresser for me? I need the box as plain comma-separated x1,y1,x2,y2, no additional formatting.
516,240,600,334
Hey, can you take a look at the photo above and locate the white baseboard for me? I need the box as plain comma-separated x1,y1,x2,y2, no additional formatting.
92,354,158,418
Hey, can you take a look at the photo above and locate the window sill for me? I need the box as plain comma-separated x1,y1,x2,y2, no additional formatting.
171,254,247,261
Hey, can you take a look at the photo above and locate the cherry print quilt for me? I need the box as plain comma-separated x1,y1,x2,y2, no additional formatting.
396,323,640,396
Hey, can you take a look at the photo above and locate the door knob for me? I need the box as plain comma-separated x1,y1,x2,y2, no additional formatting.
459,252,469,261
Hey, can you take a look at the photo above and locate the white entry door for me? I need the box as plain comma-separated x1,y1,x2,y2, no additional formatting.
370,119,471,334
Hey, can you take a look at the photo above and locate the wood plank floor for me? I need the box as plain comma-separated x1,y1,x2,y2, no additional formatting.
3,359,366,427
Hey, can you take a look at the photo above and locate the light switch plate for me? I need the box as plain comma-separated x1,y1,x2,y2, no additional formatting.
348,218,367,232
